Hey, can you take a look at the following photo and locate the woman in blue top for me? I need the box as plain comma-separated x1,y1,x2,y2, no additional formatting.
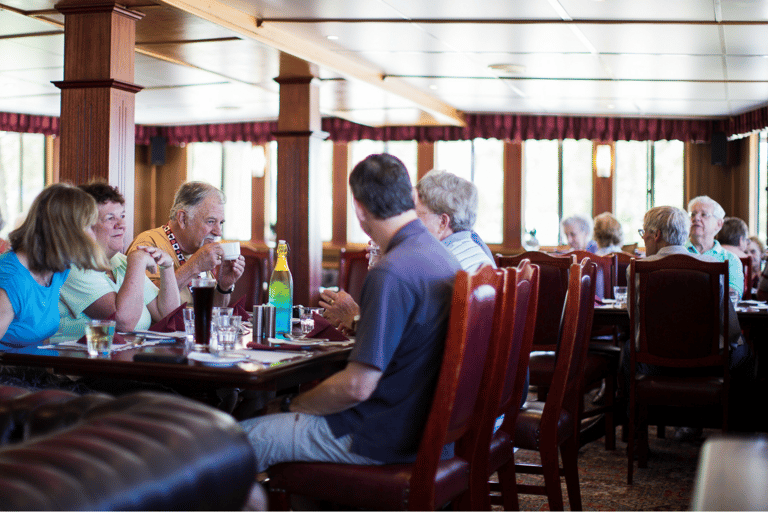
0,183,109,352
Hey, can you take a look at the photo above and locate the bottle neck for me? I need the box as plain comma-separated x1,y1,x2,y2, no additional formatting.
275,251,289,271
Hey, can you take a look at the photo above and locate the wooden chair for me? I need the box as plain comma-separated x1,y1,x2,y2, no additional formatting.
613,251,634,288
267,265,503,510
458,261,540,510
509,259,597,510
338,247,369,303
740,256,752,299
568,250,617,300
498,251,618,450
627,255,730,484
229,246,272,308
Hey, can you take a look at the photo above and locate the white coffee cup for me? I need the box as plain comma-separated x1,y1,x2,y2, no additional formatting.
220,241,240,260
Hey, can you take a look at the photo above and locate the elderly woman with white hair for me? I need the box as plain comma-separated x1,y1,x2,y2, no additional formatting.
561,214,598,253
685,195,744,298
412,169,495,271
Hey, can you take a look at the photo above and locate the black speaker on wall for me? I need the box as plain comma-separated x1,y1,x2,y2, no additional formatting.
150,136,167,166
711,131,728,166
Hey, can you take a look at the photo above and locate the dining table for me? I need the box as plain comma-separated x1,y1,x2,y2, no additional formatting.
0,330,354,419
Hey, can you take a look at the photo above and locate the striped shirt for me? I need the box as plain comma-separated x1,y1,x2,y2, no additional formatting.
442,230,496,272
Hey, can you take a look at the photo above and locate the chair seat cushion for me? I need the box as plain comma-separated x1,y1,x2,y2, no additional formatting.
529,352,555,387
488,429,513,475
268,457,470,510
636,374,724,406
514,402,573,450
531,348,619,389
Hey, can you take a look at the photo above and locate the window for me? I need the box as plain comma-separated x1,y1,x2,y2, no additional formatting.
435,139,504,244
522,139,593,246
614,140,684,244
346,140,418,243
757,132,768,242
187,141,253,240
0,131,46,238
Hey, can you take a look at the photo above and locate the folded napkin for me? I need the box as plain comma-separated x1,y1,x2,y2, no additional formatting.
306,312,349,342
148,302,189,332
230,295,251,321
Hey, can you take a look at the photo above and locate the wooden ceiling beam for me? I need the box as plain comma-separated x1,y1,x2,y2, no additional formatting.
157,0,466,127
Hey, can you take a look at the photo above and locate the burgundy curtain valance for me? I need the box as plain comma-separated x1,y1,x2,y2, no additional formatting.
0,113,58,136
0,111,732,144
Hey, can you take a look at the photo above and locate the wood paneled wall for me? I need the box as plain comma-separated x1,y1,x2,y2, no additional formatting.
684,137,751,221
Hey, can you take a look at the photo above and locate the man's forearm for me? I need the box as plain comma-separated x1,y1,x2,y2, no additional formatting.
289,363,381,416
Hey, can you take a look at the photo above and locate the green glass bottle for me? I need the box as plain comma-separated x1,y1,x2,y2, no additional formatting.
269,240,293,335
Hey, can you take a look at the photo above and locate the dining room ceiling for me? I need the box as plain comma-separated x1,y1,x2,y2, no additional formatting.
1,0,768,128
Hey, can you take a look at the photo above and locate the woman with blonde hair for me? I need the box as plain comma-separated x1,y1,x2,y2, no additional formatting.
0,183,109,352
593,212,624,255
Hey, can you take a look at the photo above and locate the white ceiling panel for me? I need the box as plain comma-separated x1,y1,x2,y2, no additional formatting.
343,50,489,79
220,0,407,19
417,23,591,54
726,82,768,101
380,0,562,19
720,0,768,20
0,9,57,37
602,54,725,80
723,25,768,55
578,24,723,55
726,55,768,80
557,0,717,20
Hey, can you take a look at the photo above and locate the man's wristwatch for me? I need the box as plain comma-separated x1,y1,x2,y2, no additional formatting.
216,283,235,294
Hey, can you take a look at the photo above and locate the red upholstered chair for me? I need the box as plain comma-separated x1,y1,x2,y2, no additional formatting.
627,255,730,484
338,247,369,303
509,259,597,510
740,255,752,299
267,264,503,510
229,246,272,308
459,260,539,510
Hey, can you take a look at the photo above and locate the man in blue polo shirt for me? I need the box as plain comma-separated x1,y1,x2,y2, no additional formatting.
240,153,461,471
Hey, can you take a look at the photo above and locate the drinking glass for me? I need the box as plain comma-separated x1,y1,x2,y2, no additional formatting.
215,314,240,350
183,307,195,347
613,286,628,306
300,307,323,335
85,319,116,357
191,278,216,350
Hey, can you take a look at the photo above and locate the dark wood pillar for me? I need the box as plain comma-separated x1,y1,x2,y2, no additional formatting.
417,141,434,181
592,142,615,217
53,1,143,242
274,54,326,307
331,142,348,247
504,141,523,251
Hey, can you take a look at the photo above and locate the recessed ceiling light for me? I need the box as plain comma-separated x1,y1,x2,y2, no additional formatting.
488,63,526,75
429,84,438,90
607,104,616,109
216,105,241,111
327,35,339,40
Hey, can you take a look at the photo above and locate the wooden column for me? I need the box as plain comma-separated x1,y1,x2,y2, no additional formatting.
592,142,615,217
331,142,348,247
417,141,435,181
503,141,523,251
53,1,143,243
274,54,326,307
684,139,750,220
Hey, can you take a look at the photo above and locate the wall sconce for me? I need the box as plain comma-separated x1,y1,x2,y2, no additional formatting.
594,143,613,178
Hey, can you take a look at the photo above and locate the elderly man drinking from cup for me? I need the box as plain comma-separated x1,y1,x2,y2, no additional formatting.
127,181,245,307
685,195,744,298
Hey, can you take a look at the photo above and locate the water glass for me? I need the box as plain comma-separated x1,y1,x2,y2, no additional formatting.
613,286,628,306
729,288,741,308
299,307,323,335
183,307,195,347
215,314,239,350
85,319,116,357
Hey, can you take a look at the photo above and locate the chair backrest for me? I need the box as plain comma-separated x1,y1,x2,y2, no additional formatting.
740,256,752,299
409,265,501,510
629,255,728,368
496,251,575,351
229,246,273,308
457,261,540,468
613,251,634,288
568,250,617,299
542,260,596,434
338,248,369,303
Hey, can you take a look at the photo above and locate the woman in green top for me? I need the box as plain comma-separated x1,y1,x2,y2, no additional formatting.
58,182,180,336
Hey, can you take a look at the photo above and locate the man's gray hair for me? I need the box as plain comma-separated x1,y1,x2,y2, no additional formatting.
415,169,478,232
687,195,726,220
561,214,593,237
644,206,690,245
169,181,225,221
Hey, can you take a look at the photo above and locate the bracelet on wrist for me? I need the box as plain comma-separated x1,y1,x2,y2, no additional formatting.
216,283,235,294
